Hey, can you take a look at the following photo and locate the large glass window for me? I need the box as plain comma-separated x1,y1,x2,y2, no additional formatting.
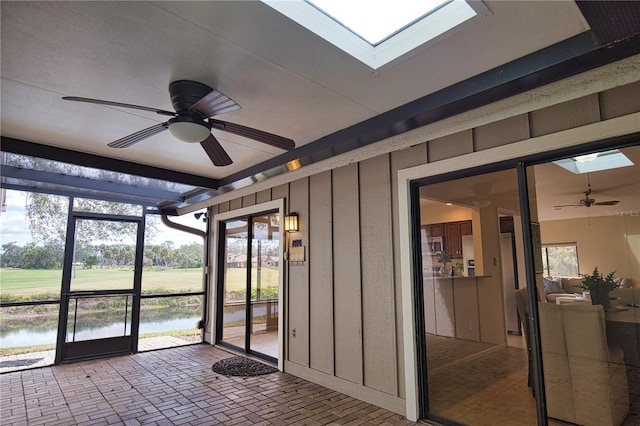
532,145,639,426
541,244,579,277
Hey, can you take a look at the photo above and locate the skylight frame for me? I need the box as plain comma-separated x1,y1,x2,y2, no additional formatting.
306,0,451,46
553,149,634,174
262,0,487,70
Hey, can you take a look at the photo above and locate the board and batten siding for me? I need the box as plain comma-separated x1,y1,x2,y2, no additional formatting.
206,76,640,416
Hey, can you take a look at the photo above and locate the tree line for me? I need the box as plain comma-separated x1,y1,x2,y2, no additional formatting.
1,241,204,270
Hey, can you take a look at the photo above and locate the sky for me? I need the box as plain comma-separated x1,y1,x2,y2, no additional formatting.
0,190,205,248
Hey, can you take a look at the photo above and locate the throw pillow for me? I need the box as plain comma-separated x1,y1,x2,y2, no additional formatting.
543,277,564,294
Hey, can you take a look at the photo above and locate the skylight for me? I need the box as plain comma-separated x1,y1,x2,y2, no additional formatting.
553,150,634,174
307,0,448,45
262,0,483,69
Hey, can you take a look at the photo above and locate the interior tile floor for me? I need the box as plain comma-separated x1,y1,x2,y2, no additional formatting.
0,344,416,426
425,334,640,426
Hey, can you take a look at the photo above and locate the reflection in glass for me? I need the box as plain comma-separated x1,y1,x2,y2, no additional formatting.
250,214,279,359
220,213,280,360
222,219,249,349
419,169,535,423
533,145,639,425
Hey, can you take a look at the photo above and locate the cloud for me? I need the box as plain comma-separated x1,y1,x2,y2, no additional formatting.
0,191,33,246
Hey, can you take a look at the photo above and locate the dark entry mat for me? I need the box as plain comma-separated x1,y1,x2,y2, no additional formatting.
212,356,278,377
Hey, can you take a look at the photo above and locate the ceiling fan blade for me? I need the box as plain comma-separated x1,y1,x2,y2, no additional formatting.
594,200,620,206
553,204,583,208
108,123,169,148
200,134,233,166
63,96,176,117
210,119,295,151
190,89,241,117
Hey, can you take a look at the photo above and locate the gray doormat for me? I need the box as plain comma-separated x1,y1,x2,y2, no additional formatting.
212,356,278,377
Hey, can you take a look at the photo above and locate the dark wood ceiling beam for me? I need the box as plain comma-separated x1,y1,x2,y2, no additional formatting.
218,31,640,189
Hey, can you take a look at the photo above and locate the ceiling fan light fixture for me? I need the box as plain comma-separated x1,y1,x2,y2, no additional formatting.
168,119,211,143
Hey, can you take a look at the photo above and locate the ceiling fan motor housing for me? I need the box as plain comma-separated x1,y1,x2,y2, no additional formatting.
169,80,213,112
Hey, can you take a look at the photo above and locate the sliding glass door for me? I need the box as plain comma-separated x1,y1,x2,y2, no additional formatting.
218,211,280,362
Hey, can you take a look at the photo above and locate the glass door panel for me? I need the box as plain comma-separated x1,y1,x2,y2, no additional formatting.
250,214,279,360
218,212,280,362
418,169,536,424
221,219,248,350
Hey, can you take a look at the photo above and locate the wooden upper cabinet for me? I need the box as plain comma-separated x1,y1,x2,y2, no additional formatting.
424,220,471,257
443,220,472,257
460,221,472,236
430,223,444,237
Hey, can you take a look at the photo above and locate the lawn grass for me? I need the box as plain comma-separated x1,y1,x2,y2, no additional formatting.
0,266,280,297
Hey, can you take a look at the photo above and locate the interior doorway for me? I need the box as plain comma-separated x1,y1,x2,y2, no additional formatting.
216,208,282,364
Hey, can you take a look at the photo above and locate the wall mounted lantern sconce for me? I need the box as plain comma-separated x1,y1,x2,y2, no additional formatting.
284,212,299,232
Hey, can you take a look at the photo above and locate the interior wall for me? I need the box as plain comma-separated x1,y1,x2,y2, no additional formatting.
206,76,640,416
540,214,640,279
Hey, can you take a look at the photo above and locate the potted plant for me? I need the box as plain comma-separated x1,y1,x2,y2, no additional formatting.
436,251,452,277
454,262,464,277
579,267,618,308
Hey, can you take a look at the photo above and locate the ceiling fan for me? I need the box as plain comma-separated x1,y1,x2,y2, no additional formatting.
553,177,620,209
63,80,295,166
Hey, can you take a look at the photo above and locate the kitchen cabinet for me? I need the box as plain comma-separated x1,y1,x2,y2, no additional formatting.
444,220,472,258
424,223,444,237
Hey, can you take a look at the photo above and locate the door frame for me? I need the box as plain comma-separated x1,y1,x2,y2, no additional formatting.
211,199,285,370
397,121,637,421
55,209,145,364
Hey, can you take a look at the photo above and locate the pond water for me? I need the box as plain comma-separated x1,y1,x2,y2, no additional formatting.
1,315,201,347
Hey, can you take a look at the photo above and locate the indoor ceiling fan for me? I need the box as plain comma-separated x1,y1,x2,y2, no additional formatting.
63,80,295,166
553,176,620,209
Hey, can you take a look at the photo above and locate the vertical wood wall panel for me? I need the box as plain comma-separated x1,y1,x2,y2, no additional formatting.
287,178,310,366
474,114,530,151
529,94,600,137
256,189,272,204
453,280,480,341
390,144,427,398
332,163,363,384
242,194,256,207
217,201,230,213
230,198,242,211
359,155,397,394
272,184,289,203
599,81,640,120
427,129,473,162
308,171,334,374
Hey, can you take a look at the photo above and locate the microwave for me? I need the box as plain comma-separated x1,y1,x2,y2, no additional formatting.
427,236,443,254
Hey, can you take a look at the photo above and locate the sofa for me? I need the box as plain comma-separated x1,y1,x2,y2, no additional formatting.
544,276,639,304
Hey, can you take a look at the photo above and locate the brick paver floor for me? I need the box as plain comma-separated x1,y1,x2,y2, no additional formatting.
0,344,418,425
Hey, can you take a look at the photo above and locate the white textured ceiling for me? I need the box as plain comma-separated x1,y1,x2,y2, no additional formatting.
1,1,589,180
